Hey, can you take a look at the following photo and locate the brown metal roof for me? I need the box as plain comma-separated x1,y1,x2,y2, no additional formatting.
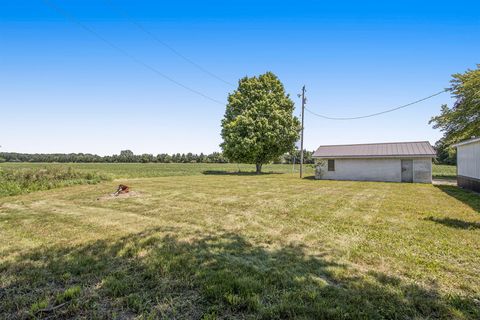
313,141,436,158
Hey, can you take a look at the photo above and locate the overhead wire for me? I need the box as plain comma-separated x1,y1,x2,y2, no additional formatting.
102,0,235,87
41,0,225,105
304,89,448,120
41,1,449,120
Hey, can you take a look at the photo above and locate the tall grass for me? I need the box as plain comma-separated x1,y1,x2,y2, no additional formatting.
0,166,110,197
0,163,312,179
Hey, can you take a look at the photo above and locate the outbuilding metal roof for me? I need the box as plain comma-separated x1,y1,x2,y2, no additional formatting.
313,141,436,158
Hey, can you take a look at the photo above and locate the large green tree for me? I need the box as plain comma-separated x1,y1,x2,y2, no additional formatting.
221,72,300,173
430,65,480,163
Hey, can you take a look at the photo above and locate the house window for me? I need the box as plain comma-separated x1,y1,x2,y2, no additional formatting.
328,159,335,171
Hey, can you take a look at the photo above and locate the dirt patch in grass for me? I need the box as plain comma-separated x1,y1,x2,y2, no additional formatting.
433,178,457,186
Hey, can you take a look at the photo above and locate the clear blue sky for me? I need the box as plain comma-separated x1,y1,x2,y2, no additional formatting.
1,0,479,155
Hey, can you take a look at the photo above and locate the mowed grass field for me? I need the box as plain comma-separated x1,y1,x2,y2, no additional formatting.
0,162,455,179
1,163,479,319
0,162,315,180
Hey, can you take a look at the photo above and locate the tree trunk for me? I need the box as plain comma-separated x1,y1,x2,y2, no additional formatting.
256,163,262,174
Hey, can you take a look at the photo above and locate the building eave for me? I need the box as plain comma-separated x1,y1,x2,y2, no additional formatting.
313,155,436,159
452,137,480,148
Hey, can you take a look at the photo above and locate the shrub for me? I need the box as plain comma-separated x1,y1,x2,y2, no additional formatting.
0,166,110,197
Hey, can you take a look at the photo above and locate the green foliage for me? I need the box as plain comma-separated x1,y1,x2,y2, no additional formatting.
221,72,300,172
0,166,110,197
277,149,316,164
119,149,136,162
434,138,457,165
0,149,306,165
0,151,228,164
430,65,480,159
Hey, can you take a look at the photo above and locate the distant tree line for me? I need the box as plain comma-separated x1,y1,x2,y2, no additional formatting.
0,149,315,164
274,150,315,164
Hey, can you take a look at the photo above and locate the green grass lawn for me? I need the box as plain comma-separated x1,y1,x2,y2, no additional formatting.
1,164,478,319
432,164,457,180
0,162,455,180
0,162,315,179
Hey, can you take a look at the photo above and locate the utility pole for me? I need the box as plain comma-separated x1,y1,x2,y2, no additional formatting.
299,85,306,179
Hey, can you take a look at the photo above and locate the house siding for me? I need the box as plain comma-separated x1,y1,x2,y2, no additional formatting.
315,157,432,183
457,141,480,180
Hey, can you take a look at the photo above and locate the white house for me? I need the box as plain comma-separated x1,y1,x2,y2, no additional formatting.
313,141,436,183
453,137,480,192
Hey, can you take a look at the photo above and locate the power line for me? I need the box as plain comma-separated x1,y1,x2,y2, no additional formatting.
38,0,451,119
304,89,447,120
103,0,235,87
41,0,225,105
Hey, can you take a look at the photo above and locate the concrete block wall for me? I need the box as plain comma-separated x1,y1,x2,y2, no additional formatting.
315,158,401,182
413,158,432,183
315,158,433,183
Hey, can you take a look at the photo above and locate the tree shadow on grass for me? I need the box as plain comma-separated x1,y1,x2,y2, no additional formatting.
425,216,480,230
202,170,282,176
435,185,480,213
432,175,457,181
1,228,478,319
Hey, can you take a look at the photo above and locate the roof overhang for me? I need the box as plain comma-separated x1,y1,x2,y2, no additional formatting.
452,137,480,148
313,141,436,158
313,155,436,159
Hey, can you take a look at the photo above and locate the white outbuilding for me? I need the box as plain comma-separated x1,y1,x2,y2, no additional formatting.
453,137,480,192
313,141,436,183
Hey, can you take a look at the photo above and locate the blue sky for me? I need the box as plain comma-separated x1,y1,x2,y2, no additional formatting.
1,0,479,155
